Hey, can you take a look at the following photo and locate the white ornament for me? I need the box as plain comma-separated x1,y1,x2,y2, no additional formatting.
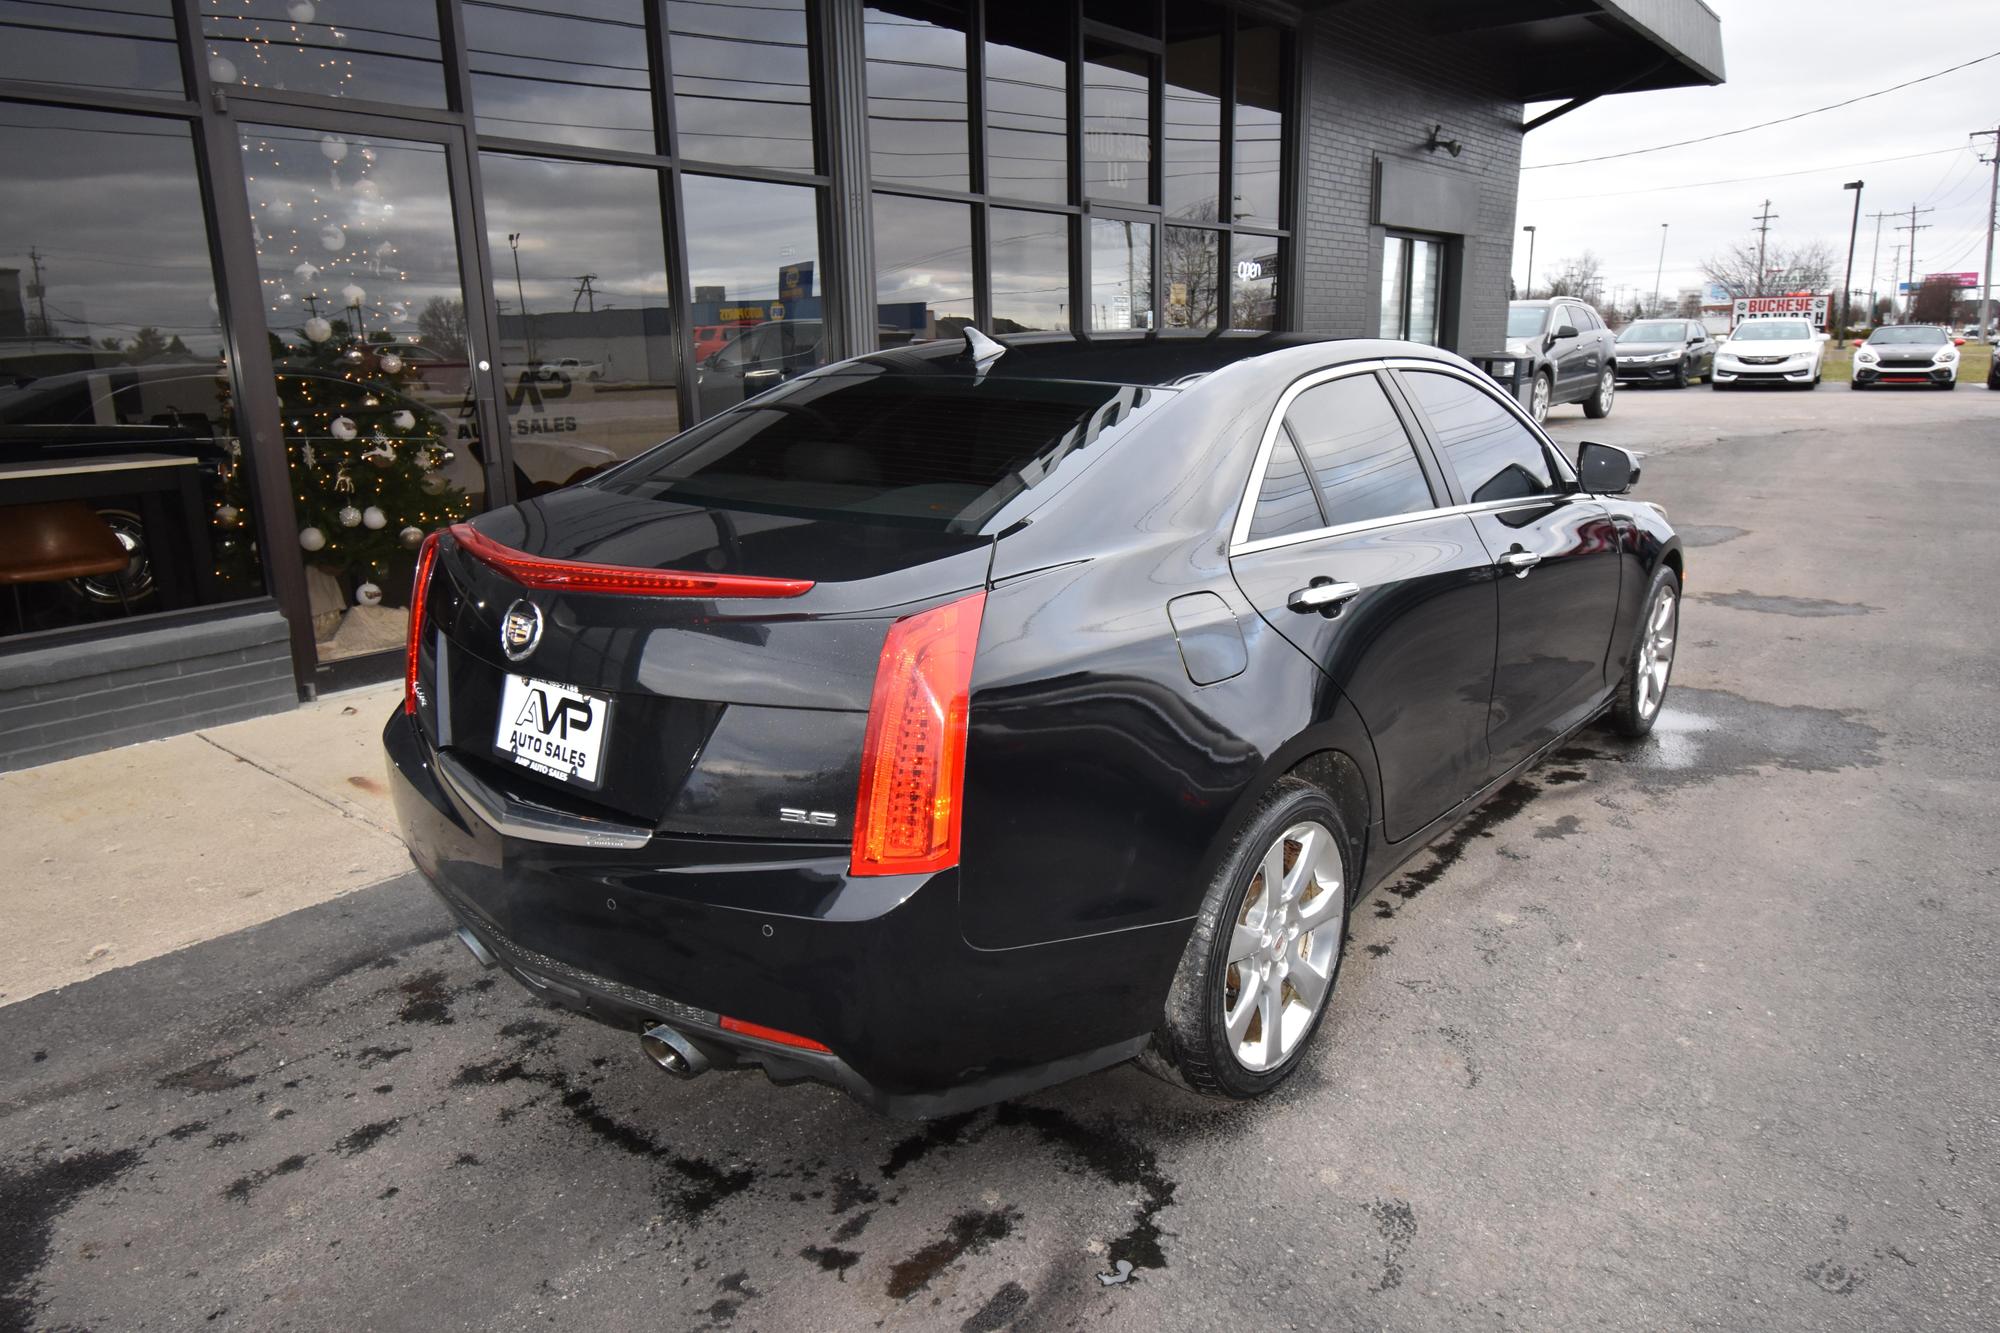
378,353,404,375
207,55,237,85
391,409,415,430
293,260,319,285
354,180,382,202
299,526,327,552
288,0,316,23
320,225,345,252
303,316,333,343
320,134,348,164
216,504,240,525
355,581,383,607
421,471,450,495
362,506,387,530
342,346,367,365
399,526,425,550
340,283,366,307
338,505,363,528
329,416,358,441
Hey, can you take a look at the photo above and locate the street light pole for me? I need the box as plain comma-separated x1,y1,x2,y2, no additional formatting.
507,232,533,362
1651,223,1668,316
1521,225,1537,299
1839,181,1863,339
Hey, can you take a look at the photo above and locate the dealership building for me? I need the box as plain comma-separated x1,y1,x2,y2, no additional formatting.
0,0,1722,769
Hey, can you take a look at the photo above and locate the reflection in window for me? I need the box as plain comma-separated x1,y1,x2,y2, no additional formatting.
466,1,654,153
1163,227,1217,331
866,2,969,192
682,175,826,420
984,10,1068,204
0,104,258,641
1163,17,1221,222
1248,437,1318,541
482,154,678,496
1084,43,1151,205
669,0,815,172
240,124,482,662
874,195,973,346
1285,377,1434,528
1090,217,1153,331
1380,236,1406,339
1231,241,1280,330
1382,234,1444,344
200,0,446,107
1234,24,1284,227
990,209,1070,333
0,0,181,96
1401,371,1553,504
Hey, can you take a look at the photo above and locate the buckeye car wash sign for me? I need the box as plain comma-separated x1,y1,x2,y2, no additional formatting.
1732,295,1829,329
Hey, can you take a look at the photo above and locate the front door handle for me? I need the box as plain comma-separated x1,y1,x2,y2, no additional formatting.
1287,579,1362,612
1497,549,1543,577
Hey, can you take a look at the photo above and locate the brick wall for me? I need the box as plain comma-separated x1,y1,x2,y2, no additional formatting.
0,610,298,772
1297,1,1525,356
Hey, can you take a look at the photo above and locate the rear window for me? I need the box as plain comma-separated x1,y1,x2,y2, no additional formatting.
598,371,1155,532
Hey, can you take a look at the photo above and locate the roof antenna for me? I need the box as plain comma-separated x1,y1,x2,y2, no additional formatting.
964,326,1006,365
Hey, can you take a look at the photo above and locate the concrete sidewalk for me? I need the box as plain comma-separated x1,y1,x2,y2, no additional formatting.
0,681,410,1005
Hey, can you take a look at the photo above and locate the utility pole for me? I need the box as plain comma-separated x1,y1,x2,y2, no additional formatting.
1521,224,1537,299
1752,200,1778,295
25,246,51,337
571,273,599,314
1865,209,1894,325
507,232,535,362
1652,222,1669,316
1896,203,1933,315
1839,182,1863,338
1975,126,1998,343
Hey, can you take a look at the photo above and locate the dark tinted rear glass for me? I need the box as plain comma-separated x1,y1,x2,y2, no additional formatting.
598,371,1154,531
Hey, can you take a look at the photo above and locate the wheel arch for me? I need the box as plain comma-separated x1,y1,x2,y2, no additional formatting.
1282,748,1373,899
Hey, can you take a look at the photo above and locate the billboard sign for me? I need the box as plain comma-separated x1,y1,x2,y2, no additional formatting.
1731,294,1829,329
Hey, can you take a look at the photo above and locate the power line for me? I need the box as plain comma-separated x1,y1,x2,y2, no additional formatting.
1523,49,2000,169
1530,144,1971,203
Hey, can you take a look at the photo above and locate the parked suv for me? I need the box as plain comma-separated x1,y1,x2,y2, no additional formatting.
1493,299,1618,424
1614,319,1713,388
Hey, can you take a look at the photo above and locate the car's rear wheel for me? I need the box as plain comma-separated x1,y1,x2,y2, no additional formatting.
1529,372,1552,424
1143,780,1351,1100
1583,368,1615,419
1608,566,1679,739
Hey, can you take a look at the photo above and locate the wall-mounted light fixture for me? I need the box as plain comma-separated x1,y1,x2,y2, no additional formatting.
1424,124,1462,157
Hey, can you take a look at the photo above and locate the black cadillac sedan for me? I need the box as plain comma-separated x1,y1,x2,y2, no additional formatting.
385,333,1683,1117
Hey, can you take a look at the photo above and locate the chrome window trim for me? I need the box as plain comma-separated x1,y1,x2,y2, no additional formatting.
1228,357,1577,556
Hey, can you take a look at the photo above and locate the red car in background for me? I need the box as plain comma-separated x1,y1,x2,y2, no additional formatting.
693,322,758,365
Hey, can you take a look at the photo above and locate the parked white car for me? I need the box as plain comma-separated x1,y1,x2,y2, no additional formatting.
1711,319,1824,390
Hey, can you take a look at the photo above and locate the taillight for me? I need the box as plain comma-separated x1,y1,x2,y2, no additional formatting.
850,591,985,877
719,1015,831,1053
403,530,441,716
450,523,813,598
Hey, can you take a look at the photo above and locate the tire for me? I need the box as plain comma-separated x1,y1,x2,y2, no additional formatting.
1583,368,1615,419
1529,372,1552,424
1608,565,1680,739
1850,379,1864,390
1142,779,1353,1100
1671,361,1689,389
1940,379,1956,391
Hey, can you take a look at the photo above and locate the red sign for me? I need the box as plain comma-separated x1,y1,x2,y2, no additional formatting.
1925,272,1979,289
1731,294,1830,328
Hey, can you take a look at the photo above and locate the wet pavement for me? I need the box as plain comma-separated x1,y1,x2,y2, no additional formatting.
5,385,2000,1330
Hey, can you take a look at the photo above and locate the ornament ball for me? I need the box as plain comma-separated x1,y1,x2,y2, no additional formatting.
298,526,327,552
330,416,357,441
303,316,333,344
392,408,416,430
338,505,363,528
355,581,384,607
320,134,347,163
362,506,388,530
378,353,404,375
399,526,425,550
217,504,240,525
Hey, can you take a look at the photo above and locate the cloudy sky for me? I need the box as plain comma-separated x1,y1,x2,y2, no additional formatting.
1517,0,2000,306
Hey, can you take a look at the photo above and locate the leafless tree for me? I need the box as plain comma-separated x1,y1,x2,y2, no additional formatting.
1910,276,1958,324
1541,251,1606,308
1700,238,1837,299
416,297,468,358
1161,216,1220,330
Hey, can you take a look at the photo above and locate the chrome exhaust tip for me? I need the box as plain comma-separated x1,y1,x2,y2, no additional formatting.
640,1024,710,1079
454,925,498,969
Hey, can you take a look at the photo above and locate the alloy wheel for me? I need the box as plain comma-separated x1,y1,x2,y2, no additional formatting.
1598,369,1616,407
1636,584,1677,718
1531,376,1551,423
1222,820,1343,1073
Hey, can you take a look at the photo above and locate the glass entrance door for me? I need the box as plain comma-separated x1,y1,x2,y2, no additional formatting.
234,117,496,668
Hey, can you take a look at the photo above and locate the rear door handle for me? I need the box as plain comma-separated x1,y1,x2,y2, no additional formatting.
1497,549,1543,577
1287,580,1362,612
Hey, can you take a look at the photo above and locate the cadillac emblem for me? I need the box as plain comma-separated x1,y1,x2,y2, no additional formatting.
500,599,543,661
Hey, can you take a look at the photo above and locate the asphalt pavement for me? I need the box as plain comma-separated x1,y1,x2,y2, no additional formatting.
4,380,1998,1331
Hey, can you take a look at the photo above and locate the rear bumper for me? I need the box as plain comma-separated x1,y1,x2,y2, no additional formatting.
383,711,1167,1117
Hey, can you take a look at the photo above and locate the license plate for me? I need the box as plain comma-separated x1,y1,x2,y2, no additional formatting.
494,673,612,787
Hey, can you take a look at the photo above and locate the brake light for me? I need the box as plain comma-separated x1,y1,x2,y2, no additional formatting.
449,523,813,598
850,591,985,877
719,1015,831,1053
403,530,441,716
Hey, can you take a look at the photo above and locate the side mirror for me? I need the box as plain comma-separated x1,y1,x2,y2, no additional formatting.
1554,323,1580,340
1576,441,1640,494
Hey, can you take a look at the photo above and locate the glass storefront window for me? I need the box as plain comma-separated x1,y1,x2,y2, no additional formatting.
865,2,970,192
200,0,447,108
1380,235,1407,339
481,153,679,496
668,0,816,172
1381,234,1443,343
0,104,259,641
984,9,1069,205
873,194,973,346
1089,217,1153,332
990,208,1070,333
1163,226,1217,331
1230,240,1280,331
0,0,182,97
1233,24,1285,227
465,1,655,154
238,124,482,662
682,174,826,420
1083,42,1151,206
1162,15,1221,222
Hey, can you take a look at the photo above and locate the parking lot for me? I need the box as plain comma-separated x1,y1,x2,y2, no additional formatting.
5,381,1999,1332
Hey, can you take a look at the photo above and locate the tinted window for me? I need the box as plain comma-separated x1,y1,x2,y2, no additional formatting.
1285,375,1433,527
466,1,654,153
1506,306,1548,338
1247,436,1319,541
865,1,970,191
201,0,445,106
668,0,815,171
2,0,181,96
1402,371,1553,505
984,9,1068,205
604,374,1152,531
1083,42,1151,205
1574,306,1601,331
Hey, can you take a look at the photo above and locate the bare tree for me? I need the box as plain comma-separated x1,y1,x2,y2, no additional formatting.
1701,238,1838,298
1541,251,1606,308
416,297,468,358
1910,276,1957,325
